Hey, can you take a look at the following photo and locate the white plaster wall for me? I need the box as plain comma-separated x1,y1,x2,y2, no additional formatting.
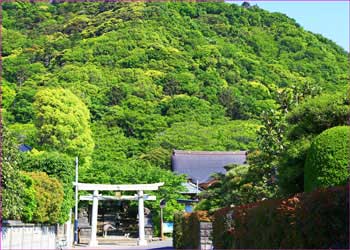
1,224,56,250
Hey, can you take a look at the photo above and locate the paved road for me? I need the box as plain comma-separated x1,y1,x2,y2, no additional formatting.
73,239,174,250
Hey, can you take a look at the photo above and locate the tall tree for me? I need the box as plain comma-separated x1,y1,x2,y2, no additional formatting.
33,88,94,163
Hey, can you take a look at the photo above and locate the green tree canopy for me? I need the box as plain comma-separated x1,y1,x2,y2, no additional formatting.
33,88,94,162
286,91,350,140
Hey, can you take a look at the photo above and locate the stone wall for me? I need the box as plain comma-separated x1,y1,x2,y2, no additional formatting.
199,222,213,250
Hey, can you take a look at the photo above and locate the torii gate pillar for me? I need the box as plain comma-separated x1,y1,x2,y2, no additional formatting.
89,190,99,247
138,190,147,246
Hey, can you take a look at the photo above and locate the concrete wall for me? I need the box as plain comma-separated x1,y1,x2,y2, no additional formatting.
1,221,56,249
1,213,73,250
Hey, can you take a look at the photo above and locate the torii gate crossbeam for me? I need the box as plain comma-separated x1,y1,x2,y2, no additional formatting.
74,182,164,246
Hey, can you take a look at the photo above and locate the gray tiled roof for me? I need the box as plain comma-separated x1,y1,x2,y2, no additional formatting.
172,150,247,184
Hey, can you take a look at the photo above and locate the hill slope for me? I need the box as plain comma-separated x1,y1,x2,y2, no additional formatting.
2,1,348,173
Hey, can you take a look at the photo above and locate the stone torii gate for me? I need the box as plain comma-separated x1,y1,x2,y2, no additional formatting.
74,182,164,246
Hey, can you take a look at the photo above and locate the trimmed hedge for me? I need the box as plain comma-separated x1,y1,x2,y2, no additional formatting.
213,184,349,249
304,126,350,191
212,202,261,249
173,211,211,249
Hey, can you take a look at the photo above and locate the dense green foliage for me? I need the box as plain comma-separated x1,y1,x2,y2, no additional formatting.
26,171,64,224
212,184,349,249
21,151,75,223
304,126,350,192
1,128,36,222
287,91,350,140
2,1,349,225
18,174,37,222
196,164,271,212
196,110,286,211
2,128,24,219
33,88,94,164
3,1,348,143
278,91,350,194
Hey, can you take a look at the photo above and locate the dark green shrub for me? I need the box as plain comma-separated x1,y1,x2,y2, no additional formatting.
212,203,260,249
173,211,211,249
279,90,350,195
297,185,349,248
173,212,193,249
212,207,234,249
304,126,350,192
240,197,304,248
278,138,310,195
286,92,350,140
173,212,185,249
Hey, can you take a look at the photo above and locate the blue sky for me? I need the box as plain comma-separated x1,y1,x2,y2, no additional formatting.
227,1,349,51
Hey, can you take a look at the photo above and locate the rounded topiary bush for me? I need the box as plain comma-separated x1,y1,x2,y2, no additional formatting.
304,126,350,192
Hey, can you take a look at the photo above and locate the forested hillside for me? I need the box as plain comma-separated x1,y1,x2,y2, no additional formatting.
2,1,349,223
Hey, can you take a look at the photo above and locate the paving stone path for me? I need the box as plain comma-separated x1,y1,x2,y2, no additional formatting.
73,238,173,250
